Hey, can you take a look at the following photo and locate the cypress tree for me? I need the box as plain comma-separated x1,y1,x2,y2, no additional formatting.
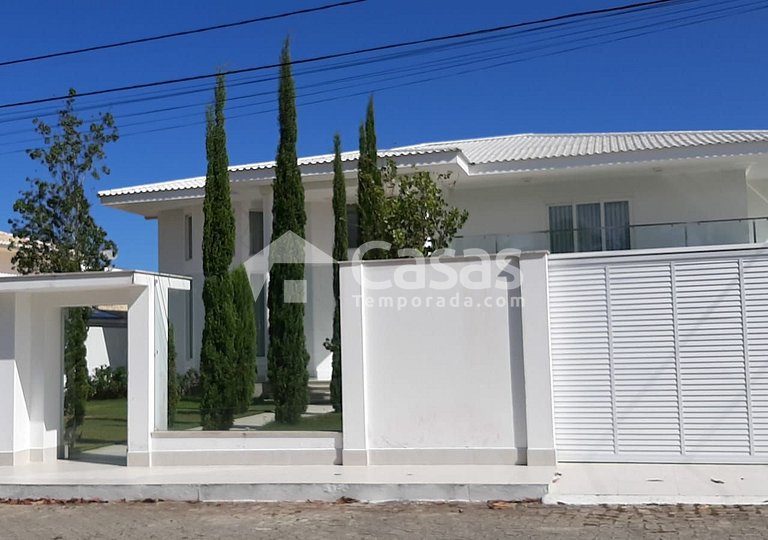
200,74,238,430
167,322,179,428
329,134,347,412
63,307,89,449
268,39,310,424
232,264,257,413
356,96,386,258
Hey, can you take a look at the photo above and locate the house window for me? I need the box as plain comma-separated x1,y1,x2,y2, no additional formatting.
251,274,266,357
548,201,630,253
184,215,193,261
347,204,361,248
249,211,264,255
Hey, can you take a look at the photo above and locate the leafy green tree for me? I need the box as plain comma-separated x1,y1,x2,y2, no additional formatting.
356,96,387,258
268,39,310,424
325,134,347,412
232,265,257,413
9,89,118,449
167,322,180,428
200,74,238,430
10,89,118,273
383,163,469,257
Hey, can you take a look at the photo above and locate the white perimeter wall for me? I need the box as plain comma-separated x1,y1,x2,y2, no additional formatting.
340,254,556,466
85,326,127,373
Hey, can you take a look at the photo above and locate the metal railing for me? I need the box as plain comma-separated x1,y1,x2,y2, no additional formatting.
451,216,768,254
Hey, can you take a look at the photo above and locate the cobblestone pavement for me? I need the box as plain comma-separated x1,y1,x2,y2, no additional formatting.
0,501,766,539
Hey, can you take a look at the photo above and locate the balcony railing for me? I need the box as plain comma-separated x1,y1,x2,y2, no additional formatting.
451,217,768,255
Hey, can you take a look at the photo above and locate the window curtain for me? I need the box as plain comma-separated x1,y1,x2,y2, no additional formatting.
549,205,575,253
604,201,630,251
576,203,602,252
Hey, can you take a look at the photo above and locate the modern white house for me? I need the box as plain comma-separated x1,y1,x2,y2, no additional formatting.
99,130,768,383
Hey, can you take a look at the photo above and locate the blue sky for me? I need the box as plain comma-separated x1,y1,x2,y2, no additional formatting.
1,0,766,271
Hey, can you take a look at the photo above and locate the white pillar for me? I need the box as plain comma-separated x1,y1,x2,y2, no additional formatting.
340,262,368,465
127,281,154,466
0,293,19,465
519,251,557,466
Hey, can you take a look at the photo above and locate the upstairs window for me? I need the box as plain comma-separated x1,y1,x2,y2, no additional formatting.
184,215,193,261
249,211,264,256
548,201,630,253
347,204,361,249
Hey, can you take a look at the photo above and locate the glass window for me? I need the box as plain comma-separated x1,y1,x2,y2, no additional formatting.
604,201,630,251
347,204,361,248
576,203,603,252
251,274,266,357
548,205,574,254
184,215,193,261
249,211,264,255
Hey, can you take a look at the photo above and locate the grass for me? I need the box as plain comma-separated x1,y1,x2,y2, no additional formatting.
260,412,342,432
76,398,127,452
75,396,338,451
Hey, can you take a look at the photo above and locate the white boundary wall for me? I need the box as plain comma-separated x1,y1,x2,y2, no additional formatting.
340,253,556,466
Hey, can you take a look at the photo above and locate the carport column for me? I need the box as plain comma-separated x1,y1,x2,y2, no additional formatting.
127,280,154,466
0,293,19,465
340,262,368,465
519,252,557,466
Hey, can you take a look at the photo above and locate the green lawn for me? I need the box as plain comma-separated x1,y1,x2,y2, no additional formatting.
76,397,339,451
77,398,127,452
260,412,342,432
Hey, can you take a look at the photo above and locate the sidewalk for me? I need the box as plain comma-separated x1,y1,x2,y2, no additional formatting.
545,463,768,505
0,460,553,502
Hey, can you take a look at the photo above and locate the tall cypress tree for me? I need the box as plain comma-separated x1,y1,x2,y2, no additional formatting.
329,134,347,412
356,96,386,258
232,264,257,413
268,39,310,424
200,74,238,430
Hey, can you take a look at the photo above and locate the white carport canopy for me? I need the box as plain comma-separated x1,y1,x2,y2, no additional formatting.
0,271,190,466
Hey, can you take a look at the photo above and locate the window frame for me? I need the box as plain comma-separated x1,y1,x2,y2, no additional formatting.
546,199,631,253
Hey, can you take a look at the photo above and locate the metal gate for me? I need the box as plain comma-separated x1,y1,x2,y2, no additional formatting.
548,247,768,463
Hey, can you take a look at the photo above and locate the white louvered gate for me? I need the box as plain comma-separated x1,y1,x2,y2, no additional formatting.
549,248,768,463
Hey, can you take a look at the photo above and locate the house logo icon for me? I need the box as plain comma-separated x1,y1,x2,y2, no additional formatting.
242,231,335,304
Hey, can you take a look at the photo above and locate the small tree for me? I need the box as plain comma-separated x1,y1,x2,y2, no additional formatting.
325,134,347,412
232,265,257,413
268,39,310,424
10,89,118,449
356,96,387,258
167,322,179,428
200,74,238,430
383,164,469,257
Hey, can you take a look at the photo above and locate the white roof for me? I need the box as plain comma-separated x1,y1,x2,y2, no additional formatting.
99,130,768,200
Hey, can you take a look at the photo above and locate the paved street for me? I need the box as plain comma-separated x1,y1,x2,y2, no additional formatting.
0,501,766,539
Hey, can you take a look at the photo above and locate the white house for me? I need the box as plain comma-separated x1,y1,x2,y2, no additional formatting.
99,130,768,382
0,232,15,276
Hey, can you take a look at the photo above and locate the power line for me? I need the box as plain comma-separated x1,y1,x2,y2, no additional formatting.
0,0,709,124
0,0,366,69
0,0,760,155
0,0,693,110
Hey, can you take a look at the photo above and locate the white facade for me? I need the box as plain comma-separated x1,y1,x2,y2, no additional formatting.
99,131,768,383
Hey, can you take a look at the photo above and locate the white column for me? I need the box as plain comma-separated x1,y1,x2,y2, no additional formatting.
519,251,557,466
127,281,154,466
340,262,368,465
0,293,19,465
